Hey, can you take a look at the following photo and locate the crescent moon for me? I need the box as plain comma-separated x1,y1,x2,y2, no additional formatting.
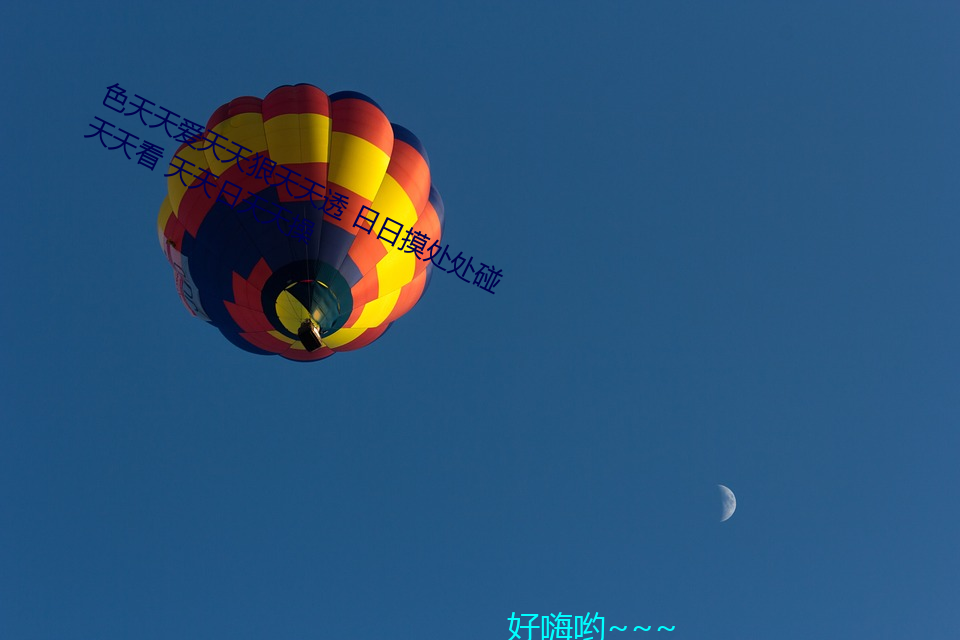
718,484,737,522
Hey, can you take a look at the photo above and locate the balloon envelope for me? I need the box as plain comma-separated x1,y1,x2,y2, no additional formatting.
157,84,444,361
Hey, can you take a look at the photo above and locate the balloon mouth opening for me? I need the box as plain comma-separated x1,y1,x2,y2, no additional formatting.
297,319,324,351
261,260,355,350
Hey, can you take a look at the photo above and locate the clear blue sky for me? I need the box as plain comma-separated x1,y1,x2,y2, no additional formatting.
2,2,959,638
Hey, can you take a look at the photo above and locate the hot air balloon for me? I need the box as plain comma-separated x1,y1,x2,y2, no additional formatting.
157,84,444,361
